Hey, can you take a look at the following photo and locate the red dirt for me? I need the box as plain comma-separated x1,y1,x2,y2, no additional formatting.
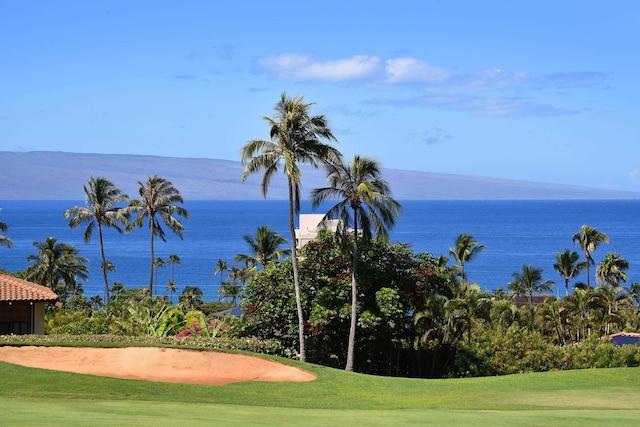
0,346,316,385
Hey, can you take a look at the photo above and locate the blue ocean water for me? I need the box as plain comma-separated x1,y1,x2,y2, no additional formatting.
0,200,639,301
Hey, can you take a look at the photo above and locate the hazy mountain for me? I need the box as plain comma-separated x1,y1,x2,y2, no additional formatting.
1,151,639,200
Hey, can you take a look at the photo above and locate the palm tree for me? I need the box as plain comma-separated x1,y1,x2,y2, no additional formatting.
179,285,203,311
218,280,244,306
214,259,229,300
508,264,554,308
553,249,587,297
110,282,125,302
125,175,189,296
448,233,486,280
25,237,89,299
311,154,401,372
241,93,341,362
167,254,181,283
166,280,178,304
572,224,609,287
596,252,629,287
154,257,165,295
0,211,13,249
234,225,291,268
64,177,128,302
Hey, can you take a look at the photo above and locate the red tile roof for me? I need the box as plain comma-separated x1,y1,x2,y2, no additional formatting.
0,273,59,302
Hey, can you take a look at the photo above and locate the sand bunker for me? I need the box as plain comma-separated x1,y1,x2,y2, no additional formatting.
0,346,316,385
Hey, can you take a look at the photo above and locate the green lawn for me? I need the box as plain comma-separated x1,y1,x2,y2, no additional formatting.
2,346,640,426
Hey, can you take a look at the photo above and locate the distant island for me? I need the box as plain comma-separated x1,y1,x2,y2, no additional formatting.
1,151,639,200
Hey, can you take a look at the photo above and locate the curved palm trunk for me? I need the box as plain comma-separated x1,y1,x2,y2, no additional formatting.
345,212,358,372
288,177,306,362
565,277,570,297
97,224,110,302
149,223,155,297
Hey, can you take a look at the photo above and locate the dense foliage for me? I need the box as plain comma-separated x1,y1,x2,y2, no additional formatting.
238,232,640,377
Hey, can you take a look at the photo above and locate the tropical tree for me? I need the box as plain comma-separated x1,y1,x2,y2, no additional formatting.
166,280,178,305
110,282,125,302
310,154,401,372
154,257,165,293
553,249,587,297
572,224,609,287
167,254,181,283
596,252,629,287
179,285,203,311
125,175,188,296
214,259,228,288
0,212,13,249
508,264,554,308
448,233,486,280
241,93,341,362
64,177,128,301
25,237,89,299
218,280,244,306
234,225,290,268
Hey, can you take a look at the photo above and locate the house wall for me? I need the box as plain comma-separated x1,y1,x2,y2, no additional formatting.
33,303,46,334
0,301,36,334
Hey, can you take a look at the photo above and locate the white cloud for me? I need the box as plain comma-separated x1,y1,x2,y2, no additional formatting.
438,68,528,94
258,54,381,81
385,57,449,83
629,169,640,184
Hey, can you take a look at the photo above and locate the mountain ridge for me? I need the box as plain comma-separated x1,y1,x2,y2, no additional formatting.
1,151,639,200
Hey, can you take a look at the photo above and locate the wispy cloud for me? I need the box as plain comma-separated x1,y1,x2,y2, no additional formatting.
258,54,381,81
366,94,573,117
169,74,200,81
214,44,236,61
384,58,449,83
533,72,610,89
424,127,452,145
256,53,609,116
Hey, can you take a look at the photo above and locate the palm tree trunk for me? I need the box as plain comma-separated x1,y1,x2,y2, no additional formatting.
98,224,110,302
288,177,306,362
149,225,155,296
345,212,358,372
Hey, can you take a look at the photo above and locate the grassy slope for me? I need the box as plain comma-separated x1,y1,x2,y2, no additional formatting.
2,349,640,426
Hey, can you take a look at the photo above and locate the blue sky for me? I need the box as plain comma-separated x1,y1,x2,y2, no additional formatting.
2,1,639,192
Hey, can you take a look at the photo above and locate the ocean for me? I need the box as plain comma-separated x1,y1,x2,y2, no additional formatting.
1,200,639,301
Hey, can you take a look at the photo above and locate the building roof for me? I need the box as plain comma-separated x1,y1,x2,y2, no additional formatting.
608,332,640,347
0,273,59,302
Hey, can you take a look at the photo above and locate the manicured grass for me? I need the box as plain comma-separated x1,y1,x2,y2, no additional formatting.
2,346,640,426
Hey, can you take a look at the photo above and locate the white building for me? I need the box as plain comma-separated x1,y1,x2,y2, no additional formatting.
295,214,340,248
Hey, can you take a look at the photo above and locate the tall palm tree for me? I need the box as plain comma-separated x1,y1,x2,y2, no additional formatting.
154,257,165,294
596,252,629,287
572,224,609,287
213,258,229,300
241,93,341,362
553,249,587,297
448,233,486,280
0,211,13,248
167,254,181,284
25,237,89,299
125,175,189,296
64,176,128,302
311,154,401,372
234,225,290,268
508,264,555,308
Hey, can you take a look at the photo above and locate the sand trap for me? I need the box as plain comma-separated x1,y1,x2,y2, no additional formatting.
0,346,316,385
